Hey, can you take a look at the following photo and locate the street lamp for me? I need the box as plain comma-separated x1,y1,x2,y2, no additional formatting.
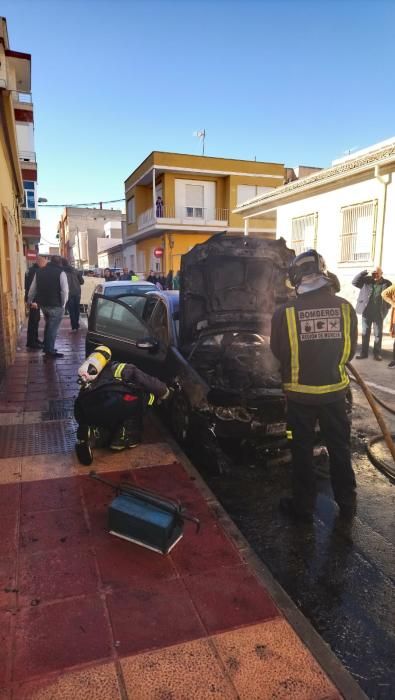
38,197,48,203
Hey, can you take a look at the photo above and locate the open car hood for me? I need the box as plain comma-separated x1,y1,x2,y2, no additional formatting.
179,234,294,346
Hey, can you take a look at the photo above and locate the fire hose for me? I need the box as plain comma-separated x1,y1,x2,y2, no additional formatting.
347,362,395,482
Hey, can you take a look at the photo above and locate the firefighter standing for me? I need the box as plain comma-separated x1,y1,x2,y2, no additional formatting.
74,348,171,465
270,250,358,522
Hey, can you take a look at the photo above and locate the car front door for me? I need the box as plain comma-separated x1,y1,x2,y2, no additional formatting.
86,294,162,374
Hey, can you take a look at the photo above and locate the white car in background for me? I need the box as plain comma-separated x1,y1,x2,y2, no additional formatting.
87,280,156,318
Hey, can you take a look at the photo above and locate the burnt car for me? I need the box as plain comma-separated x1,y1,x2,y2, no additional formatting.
86,234,294,467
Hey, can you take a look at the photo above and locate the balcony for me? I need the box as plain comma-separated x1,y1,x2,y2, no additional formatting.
19,150,36,162
21,208,37,220
136,206,229,231
11,90,32,104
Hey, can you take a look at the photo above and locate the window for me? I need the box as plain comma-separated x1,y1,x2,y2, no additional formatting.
291,213,318,255
127,196,136,224
95,297,147,340
237,185,273,206
23,180,35,209
149,301,169,346
185,184,204,218
339,200,377,263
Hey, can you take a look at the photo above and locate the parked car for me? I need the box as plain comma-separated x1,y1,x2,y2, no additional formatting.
87,280,156,317
86,235,294,468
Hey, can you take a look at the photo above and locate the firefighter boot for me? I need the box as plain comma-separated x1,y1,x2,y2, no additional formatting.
110,420,142,451
75,425,93,466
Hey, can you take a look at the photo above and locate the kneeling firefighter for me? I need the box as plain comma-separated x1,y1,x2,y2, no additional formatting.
270,250,358,522
74,346,171,465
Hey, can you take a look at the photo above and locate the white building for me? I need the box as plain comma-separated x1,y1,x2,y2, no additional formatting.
57,207,124,268
235,138,395,316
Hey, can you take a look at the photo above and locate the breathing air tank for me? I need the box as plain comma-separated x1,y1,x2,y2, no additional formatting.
78,346,112,384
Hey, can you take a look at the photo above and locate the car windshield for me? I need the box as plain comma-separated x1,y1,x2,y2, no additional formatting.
104,284,154,297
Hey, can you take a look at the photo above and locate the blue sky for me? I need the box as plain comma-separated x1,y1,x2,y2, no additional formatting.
3,0,394,246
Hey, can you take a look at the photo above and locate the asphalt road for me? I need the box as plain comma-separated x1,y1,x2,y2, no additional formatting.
189,347,395,699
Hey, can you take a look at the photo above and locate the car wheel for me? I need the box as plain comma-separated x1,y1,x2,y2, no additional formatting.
170,391,191,444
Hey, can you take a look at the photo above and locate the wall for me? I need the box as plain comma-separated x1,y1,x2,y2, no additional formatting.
0,94,25,378
275,174,395,326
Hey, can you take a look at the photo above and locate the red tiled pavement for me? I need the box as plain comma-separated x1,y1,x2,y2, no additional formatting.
0,321,347,698
19,508,89,553
106,578,206,656
183,564,279,634
13,595,112,681
18,547,99,606
95,537,178,589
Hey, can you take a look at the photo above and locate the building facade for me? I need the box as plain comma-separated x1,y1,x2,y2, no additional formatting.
0,17,35,377
57,207,123,269
124,152,285,276
235,138,395,318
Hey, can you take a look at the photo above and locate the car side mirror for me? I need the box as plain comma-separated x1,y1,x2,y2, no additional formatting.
136,337,159,352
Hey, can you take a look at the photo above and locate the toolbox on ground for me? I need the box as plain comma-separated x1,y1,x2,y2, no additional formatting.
90,472,200,555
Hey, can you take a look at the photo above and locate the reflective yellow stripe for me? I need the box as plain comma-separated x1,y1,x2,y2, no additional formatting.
339,303,351,384
283,379,349,394
286,307,299,385
284,304,350,395
113,363,126,380
147,393,155,406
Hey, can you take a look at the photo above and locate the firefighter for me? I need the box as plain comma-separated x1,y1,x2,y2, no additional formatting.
74,349,171,466
270,250,358,522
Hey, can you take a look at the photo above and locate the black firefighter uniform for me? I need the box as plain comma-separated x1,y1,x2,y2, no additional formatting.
270,285,358,515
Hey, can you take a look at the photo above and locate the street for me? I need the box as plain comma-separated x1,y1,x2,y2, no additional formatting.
191,343,395,699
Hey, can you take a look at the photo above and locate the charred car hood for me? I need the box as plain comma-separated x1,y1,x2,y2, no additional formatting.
179,234,294,345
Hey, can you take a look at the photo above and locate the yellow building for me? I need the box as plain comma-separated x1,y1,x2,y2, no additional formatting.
0,17,30,377
124,152,285,275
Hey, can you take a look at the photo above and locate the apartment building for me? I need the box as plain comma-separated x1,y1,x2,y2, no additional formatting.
124,152,285,275
57,206,123,268
234,137,395,317
0,17,33,377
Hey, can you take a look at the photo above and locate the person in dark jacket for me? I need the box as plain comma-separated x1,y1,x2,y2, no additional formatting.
270,250,358,522
74,359,171,465
352,267,391,360
146,269,157,284
62,258,84,331
24,255,47,349
119,267,131,281
103,268,116,282
27,255,69,358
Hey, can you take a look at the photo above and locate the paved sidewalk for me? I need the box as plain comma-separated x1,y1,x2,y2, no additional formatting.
0,320,353,699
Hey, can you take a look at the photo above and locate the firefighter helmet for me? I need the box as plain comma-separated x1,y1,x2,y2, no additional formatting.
288,249,327,288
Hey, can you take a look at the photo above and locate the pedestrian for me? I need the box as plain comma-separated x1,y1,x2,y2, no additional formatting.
119,267,131,281
173,270,181,290
147,269,157,284
166,269,173,290
27,255,69,359
381,283,395,368
74,351,172,465
130,270,139,281
352,267,391,361
156,196,164,217
62,258,84,332
24,254,47,350
270,249,358,522
103,268,116,282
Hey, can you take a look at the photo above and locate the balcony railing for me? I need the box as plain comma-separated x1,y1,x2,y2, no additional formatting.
137,206,229,230
21,208,37,220
12,90,33,104
19,150,36,162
